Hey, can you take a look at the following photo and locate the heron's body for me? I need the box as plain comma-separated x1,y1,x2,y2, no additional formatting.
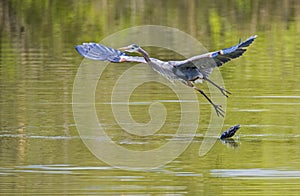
75,35,257,117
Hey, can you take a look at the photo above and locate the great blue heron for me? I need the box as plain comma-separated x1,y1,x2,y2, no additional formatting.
75,35,257,117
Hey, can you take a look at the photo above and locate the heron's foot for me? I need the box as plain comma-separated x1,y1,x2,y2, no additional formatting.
213,104,225,117
219,87,232,97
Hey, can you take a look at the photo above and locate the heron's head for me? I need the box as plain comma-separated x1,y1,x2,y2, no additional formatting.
118,44,140,53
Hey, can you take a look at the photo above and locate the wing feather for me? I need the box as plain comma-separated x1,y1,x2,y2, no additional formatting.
75,43,147,63
172,35,257,78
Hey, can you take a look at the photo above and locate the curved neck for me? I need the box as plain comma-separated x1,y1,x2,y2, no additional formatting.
138,47,151,63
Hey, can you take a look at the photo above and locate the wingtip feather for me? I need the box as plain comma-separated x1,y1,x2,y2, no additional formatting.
75,45,87,56
238,35,258,48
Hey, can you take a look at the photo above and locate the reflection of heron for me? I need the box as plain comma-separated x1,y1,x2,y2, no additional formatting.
75,35,257,117
220,138,239,149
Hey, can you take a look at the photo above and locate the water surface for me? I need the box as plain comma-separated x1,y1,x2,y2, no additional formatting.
0,0,300,195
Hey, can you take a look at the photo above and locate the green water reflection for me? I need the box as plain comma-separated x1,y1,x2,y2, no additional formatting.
0,0,300,195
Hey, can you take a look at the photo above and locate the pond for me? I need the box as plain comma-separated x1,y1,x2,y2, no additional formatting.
0,0,300,195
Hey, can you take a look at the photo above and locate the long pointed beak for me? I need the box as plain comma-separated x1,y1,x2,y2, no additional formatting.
118,46,129,51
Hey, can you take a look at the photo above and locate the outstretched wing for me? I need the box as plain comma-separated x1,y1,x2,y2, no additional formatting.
75,43,147,63
172,35,257,78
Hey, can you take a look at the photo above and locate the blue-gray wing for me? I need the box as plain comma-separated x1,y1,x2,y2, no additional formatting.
75,43,147,63
172,35,257,78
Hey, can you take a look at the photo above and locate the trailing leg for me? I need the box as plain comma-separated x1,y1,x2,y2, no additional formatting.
193,86,225,117
184,81,225,117
204,77,231,97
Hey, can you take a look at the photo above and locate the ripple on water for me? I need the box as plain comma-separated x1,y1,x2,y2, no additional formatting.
211,168,300,179
0,164,115,175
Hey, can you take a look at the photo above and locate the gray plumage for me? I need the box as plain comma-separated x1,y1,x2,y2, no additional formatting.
75,35,257,117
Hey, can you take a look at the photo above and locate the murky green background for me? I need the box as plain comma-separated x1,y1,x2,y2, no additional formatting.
1,0,300,195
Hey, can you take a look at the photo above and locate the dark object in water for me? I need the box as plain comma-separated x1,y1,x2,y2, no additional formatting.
220,124,240,139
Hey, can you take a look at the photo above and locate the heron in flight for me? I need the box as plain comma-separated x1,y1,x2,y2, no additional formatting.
75,35,257,117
